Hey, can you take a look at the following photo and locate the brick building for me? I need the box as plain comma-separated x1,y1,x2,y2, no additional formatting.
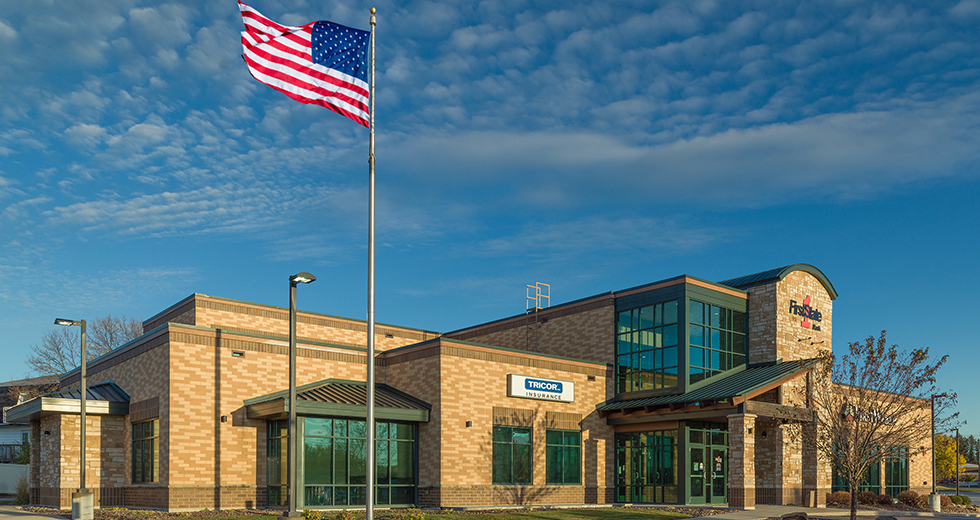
7,264,932,511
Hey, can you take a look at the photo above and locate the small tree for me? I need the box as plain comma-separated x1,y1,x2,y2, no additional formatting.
935,433,967,480
792,331,957,520
15,439,30,465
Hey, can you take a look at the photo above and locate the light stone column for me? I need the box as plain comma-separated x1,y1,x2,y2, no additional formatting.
801,420,831,507
728,413,757,510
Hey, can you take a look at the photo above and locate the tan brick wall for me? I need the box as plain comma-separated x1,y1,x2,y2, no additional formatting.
384,339,613,507
191,295,437,353
165,326,369,509
445,300,615,364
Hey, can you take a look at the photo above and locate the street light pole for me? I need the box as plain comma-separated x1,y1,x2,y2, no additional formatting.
283,272,315,520
928,393,948,512
956,427,961,497
55,318,91,520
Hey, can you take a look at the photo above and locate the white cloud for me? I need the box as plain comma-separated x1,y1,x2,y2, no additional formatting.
0,19,17,42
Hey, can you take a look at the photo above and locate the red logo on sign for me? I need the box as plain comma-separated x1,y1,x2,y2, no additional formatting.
801,295,811,329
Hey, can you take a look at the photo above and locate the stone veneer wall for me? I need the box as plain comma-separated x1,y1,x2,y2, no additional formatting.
744,269,836,507
31,414,126,508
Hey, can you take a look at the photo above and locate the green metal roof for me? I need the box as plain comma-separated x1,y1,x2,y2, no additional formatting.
718,263,838,300
4,380,130,423
245,378,431,423
595,359,816,412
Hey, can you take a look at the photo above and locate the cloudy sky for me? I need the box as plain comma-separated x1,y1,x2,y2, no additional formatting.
1,0,977,432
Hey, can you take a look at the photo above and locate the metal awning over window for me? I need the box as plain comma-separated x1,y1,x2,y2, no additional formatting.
4,380,130,423
245,379,431,423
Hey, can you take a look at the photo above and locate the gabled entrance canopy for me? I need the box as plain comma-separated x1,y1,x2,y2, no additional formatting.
596,359,818,424
4,380,130,423
245,378,431,423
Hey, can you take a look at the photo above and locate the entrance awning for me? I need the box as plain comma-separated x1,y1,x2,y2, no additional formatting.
4,380,130,423
596,359,817,424
245,378,431,423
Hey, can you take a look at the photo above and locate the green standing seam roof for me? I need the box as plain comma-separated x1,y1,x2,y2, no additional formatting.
595,358,816,412
245,378,431,423
44,380,130,402
717,263,838,300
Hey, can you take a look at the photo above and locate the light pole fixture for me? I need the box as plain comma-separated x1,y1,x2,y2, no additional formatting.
56,318,92,520
283,272,315,519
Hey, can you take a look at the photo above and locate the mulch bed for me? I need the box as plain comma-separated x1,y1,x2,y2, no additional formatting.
19,506,732,520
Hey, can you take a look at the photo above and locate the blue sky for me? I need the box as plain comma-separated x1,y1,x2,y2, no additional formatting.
0,0,977,435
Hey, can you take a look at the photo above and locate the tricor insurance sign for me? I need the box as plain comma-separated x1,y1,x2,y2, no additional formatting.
507,374,575,403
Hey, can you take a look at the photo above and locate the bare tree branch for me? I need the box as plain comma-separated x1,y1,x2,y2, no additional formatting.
787,331,957,520
25,314,144,377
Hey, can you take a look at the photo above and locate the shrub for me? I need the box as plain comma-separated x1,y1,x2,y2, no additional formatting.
940,494,952,508
13,475,29,505
828,491,851,506
303,510,323,520
950,494,972,506
877,494,893,506
857,491,878,505
336,510,356,520
897,490,920,507
401,509,425,520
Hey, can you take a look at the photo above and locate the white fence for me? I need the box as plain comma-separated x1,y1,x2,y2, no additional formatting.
0,464,27,494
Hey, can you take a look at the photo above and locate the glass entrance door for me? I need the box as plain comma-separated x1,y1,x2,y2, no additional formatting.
686,421,728,505
689,447,706,503
710,447,726,501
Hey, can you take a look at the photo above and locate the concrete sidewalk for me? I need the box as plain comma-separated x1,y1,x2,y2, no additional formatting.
0,506,65,520
697,504,980,520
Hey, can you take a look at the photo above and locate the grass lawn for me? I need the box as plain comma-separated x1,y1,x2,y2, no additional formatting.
199,510,689,520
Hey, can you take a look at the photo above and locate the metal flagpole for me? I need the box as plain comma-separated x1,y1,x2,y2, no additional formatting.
366,7,377,520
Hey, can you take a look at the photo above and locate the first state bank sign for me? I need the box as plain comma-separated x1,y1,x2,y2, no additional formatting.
507,374,575,403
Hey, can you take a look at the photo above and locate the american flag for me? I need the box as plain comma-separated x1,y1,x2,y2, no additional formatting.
239,1,371,128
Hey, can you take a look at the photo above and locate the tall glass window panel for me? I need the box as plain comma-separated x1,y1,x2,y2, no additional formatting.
132,419,159,484
616,300,680,393
688,300,747,385
546,430,581,485
615,429,678,503
302,418,416,508
493,426,532,484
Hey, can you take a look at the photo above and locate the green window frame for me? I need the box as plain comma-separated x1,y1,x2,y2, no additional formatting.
493,426,532,485
615,429,678,503
546,430,581,485
884,447,909,497
688,300,746,384
132,419,159,484
616,300,679,393
267,420,288,506
303,418,416,507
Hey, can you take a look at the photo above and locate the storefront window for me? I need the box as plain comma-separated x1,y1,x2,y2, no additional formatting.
616,429,678,503
884,447,909,497
689,301,746,384
303,418,416,507
132,419,159,484
832,462,881,494
267,420,287,505
617,300,679,393
493,426,532,484
546,430,581,485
